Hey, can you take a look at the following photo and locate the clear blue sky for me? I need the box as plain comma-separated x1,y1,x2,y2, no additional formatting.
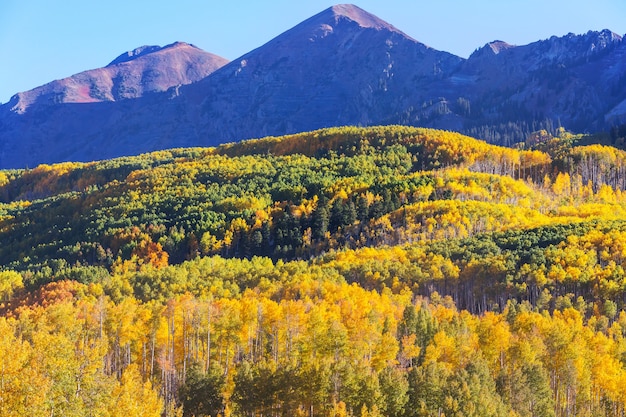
1,0,625,104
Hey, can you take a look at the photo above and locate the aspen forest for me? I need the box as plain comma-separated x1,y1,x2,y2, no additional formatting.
4,125,626,416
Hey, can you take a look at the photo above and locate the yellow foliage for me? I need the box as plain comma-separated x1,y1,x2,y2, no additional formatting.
0,271,23,302
109,364,163,417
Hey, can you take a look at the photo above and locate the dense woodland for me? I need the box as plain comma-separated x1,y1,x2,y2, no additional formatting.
3,125,626,416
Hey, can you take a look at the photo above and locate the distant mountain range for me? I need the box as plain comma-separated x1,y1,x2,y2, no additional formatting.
1,4,626,168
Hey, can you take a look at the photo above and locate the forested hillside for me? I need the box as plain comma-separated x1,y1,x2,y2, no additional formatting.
2,125,626,416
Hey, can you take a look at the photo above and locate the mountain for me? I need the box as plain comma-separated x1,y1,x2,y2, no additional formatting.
1,4,626,168
454,29,626,141
9,42,228,114
0,42,228,168
183,4,462,141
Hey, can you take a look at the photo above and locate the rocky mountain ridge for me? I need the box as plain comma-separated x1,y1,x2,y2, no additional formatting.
1,4,625,168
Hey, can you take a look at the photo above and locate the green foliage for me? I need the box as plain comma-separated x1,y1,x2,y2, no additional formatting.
178,364,224,417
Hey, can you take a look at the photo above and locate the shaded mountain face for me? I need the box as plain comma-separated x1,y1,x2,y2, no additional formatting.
1,4,625,168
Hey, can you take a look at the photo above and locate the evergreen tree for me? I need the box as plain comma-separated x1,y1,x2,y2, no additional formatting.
178,364,225,417
312,202,330,240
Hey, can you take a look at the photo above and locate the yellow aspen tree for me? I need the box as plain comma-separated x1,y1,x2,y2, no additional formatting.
108,364,163,417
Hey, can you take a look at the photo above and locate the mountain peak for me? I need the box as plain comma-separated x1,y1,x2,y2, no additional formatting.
236,3,422,64
486,40,514,54
106,42,202,67
327,4,395,30
285,4,411,40
108,45,163,66
585,29,622,52
469,40,515,59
